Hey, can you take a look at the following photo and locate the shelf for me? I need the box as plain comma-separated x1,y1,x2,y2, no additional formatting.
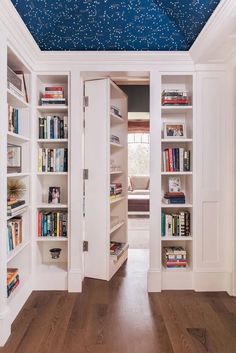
7,205,28,220
7,132,30,144
7,274,30,304
161,172,192,175
162,236,192,241
7,173,29,178
161,203,192,208
110,221,125,234
110,196,125,205
37,139,68,143
7,240,30,262
161,105,192,113
7,88,29,108
37,172,68,176
110,170,123,175
37,237,68,242
37,105,68,113
36,262,68,274
161,138,193,143
110,113,124,124
162,265,192,272
36,203,68,209
110,142,123,148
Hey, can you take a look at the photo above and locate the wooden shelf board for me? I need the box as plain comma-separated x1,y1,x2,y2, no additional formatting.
110,142,123,148
161,172,193,175
37,172,68,176
36,204,68,209
162,265,192,272
161,105,192,113
37,105,68,113
110,196,125,205
7,173,29,178
161,138,193,143
7,132,30,144
110,170,124,175
7,240,30,262
161,203,192,208
110,221,125,234
7,89,29,108
161,236,192,241
37,139,68,143
37,237,68,242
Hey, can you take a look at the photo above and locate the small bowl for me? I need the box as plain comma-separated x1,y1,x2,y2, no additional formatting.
49,248,62,259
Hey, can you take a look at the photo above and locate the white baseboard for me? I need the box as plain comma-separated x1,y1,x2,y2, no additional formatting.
0,316,11,347
147,269,162,292
68,269,83,292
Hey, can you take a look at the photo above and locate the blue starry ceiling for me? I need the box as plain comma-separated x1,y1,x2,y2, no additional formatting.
11,0,221,51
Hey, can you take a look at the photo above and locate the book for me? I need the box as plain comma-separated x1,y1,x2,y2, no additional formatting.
38,116,68,139
38,148,68,172
7,217,22,252
7,268,20,297
162,149,191,172
8,105,19,134
38,211,67,237
161,211,190,237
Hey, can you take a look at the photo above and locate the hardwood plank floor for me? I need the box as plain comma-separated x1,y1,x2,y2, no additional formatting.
1,250,236,353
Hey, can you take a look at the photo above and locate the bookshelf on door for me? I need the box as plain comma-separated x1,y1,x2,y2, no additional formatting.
84,78,128,281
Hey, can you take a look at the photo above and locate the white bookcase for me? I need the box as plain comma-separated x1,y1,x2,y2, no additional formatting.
160,74,194,290
34,73,70,290
84,78,128,280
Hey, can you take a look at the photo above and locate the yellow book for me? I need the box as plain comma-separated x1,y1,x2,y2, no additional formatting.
57,212,60,236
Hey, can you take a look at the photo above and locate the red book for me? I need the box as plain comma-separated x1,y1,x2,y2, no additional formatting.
165,149,170,172
43,94,64,99
38,212,42,237
168,148,173,172
45,87,64,91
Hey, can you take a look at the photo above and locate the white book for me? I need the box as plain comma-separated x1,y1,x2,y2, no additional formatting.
179,148,184,172
46,116,51,139
63,116,68,139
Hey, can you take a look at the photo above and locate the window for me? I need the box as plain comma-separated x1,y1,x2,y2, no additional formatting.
128,133,150,175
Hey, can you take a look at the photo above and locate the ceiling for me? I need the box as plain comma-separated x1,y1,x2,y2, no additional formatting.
11,0,221,51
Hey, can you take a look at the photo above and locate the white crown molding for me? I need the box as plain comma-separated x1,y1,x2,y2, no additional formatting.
190,0,236,64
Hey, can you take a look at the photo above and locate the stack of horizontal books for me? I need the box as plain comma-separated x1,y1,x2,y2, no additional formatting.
110,135,120,144
162,89,190,106
110,183,122,200
110,242,129,261
163,247,187,268
7,199,26,217
7,268,20,297
41,86,66,106
163,192,185,204
110,105,122,118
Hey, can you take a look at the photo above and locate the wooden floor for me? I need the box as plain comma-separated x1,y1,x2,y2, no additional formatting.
2,249,236,353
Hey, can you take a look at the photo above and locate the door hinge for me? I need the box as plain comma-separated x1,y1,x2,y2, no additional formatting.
83,119,85,129
83,96,89,107
83,169,89,180
83,240,88,252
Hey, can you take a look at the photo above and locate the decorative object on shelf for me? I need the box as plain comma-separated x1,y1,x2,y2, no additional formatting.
7,179,25,201
162,89,190,106
48,187,61,204
163,122,186,138
168,177,181,192
49,248,62,259
7,144,22,173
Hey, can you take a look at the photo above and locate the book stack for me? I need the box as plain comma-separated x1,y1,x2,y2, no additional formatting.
161,211,190,237
110,183,122,200
38,148,68,172
41,86,66,106
110,242,129,261
7,217,22,252
111,105,122,118
38,211,67,237
110,135,120,144
7,200,26,217
163,247,187,268
39,116,68,139
162,89,190,106
7,268,20,297
162,148,191,172
8,105,19,134
162,192,185,204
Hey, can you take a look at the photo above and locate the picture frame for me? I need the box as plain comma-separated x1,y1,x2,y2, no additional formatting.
164,122,186,139
7,144,22,173
168,177,181,192
48,187,61,204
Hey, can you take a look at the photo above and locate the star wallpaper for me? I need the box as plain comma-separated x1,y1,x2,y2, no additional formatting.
11,0,221,51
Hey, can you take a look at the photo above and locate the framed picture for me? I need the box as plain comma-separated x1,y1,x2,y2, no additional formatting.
48,187,61,204
7,144,21,173
164,122,186,138
168,177,181,192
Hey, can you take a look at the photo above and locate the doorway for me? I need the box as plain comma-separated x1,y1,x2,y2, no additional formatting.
82,72,150,282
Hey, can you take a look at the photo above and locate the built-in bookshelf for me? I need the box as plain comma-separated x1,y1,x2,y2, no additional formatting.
160,74,194,289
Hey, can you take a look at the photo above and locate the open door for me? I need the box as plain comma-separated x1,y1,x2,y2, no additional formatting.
84,78,128,281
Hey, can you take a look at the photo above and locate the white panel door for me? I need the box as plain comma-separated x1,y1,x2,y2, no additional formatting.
84,79,110,280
